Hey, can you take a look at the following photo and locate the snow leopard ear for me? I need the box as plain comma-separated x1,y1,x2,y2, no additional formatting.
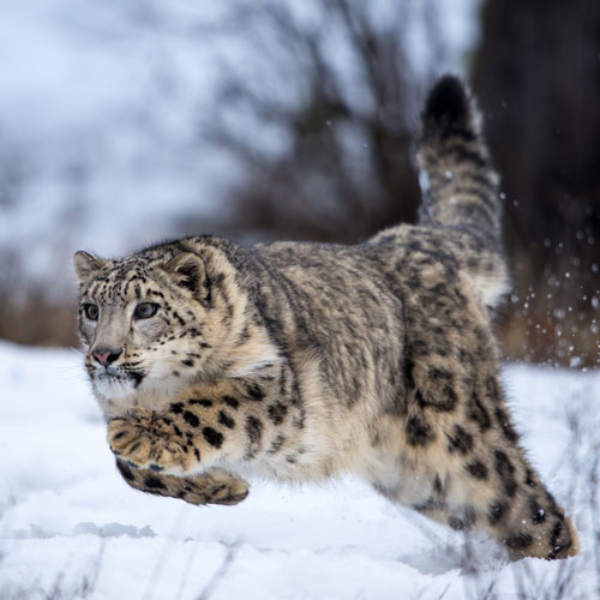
163,252,211,305
73,251,107,282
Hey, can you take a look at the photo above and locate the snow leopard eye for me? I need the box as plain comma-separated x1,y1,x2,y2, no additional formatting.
83,303,99,321
133,302,159,320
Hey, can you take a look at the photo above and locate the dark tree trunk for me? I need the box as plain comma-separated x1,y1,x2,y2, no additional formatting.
472,0,600,366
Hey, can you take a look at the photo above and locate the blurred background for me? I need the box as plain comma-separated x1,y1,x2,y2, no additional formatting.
0,0,598,367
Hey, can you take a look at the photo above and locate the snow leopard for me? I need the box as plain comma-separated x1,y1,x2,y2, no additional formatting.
74,76,577,560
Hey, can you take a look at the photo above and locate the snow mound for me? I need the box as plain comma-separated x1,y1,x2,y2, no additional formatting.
1,342,599,599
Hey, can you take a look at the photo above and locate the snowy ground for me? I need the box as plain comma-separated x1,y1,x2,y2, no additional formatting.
1,341,599,599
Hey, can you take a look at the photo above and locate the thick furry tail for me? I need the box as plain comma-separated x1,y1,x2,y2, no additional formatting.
416,75,501,243
416,75,509,307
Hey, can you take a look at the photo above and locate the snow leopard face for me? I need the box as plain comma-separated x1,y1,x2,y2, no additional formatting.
73,244,249,413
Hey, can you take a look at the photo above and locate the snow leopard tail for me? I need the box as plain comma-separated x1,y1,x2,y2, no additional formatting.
416,75,501,238
416,75,509,306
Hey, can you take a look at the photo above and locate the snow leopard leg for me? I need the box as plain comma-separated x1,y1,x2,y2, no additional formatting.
107,365,304,476
366,363,578,561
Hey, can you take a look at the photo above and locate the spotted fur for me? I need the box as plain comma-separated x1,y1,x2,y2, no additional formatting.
115,460,249,506
75,76,577,560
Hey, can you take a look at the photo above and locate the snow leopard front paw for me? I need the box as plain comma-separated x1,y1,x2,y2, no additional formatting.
185,473,250,505
115,459,250,506
107,408,198,473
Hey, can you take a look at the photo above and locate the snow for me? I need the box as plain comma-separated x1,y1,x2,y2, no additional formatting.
1,341,599,599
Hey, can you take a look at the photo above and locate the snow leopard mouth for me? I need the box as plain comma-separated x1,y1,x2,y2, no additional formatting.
94,369,145,389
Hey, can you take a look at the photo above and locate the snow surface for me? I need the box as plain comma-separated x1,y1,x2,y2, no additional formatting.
1,342,599,599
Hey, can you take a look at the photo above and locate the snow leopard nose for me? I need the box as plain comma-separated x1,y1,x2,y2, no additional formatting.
92,347,123,367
